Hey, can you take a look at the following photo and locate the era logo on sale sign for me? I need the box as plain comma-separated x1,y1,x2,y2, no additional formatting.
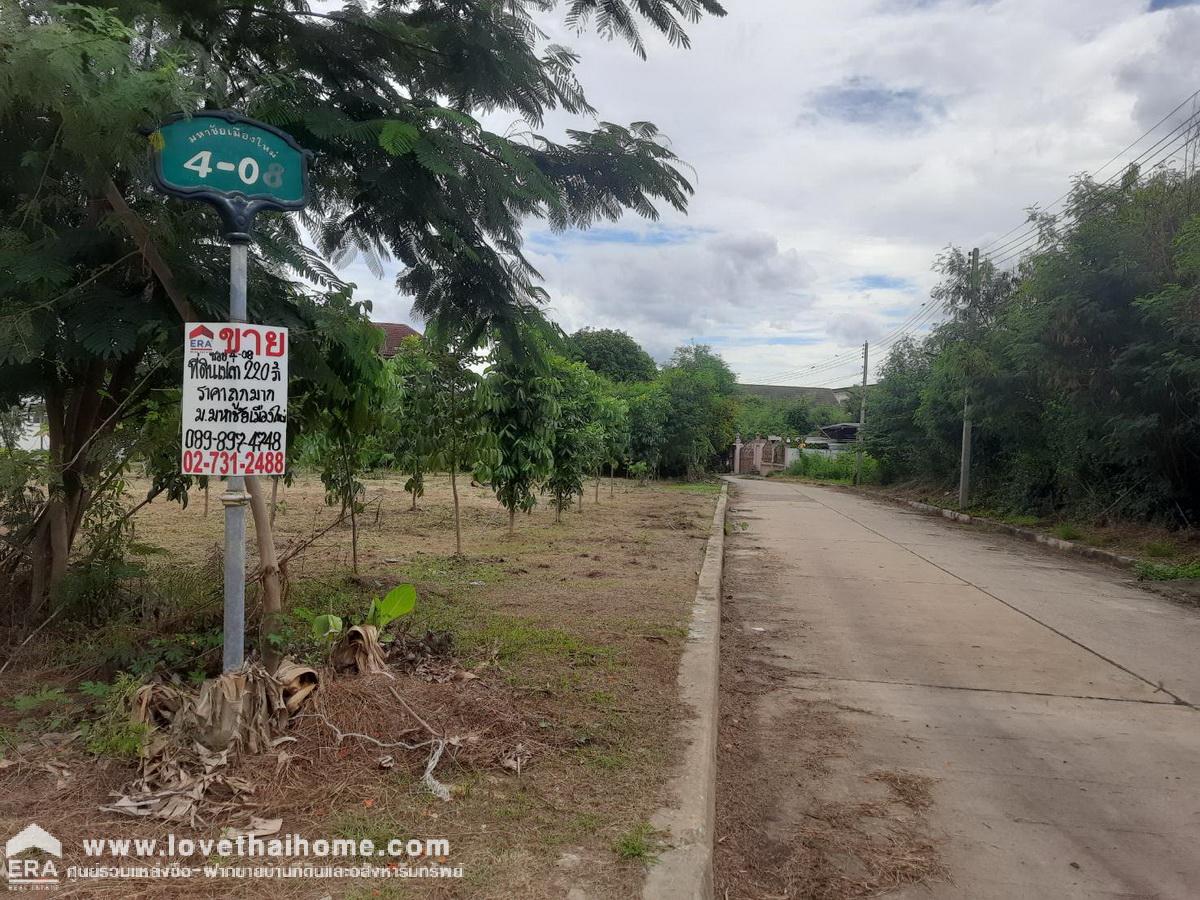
181,323,288,477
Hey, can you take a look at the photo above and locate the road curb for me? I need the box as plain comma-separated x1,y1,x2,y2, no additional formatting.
642,483,728,900
881,495,1138,570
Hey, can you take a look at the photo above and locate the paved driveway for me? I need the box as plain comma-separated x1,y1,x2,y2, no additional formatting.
715,477,1200,899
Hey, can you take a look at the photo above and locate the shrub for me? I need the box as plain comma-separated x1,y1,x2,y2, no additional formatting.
785,451,879,484
1052,523,1083,541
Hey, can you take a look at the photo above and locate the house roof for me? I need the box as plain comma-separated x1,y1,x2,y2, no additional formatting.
736,383,841,406
374,322,422,358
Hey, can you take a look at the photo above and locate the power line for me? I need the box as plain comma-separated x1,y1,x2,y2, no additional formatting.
984,96,1200,269
743,86,1200,391
980,87,1200,254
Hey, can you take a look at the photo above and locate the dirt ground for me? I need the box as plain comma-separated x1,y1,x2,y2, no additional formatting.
0,473,718,898
714,482,947,900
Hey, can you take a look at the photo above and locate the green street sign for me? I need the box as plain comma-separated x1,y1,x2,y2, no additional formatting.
148,110,311,240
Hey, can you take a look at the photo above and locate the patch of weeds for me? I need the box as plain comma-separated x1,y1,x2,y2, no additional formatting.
396,553,505,586
588,689,617,708
491,789,536,822
1135,560,1200,581
567,812,603,837
612,821,659,862
329,809,402,848
1052,523,1083,541
579,748,630,772
78,673,148,760
412,591,614,667
8,686,68,714
1144,540,1179,559
1003,514,1040,527
660,481,722,495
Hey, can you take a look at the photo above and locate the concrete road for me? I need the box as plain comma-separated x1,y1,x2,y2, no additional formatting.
716,477,1200,899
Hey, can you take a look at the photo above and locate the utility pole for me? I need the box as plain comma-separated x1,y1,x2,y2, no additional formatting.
958,247,979,509
854,341,868,485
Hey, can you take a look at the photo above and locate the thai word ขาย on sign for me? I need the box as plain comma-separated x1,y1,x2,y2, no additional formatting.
181,323,288,477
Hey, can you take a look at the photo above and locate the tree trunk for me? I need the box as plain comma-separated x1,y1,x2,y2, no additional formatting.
610,462,616,498
508,506,515,536
450,465,462,555
245,476,283,672
595,475,600,504
204,481,210,517
410,485,417,510
269,476,279,527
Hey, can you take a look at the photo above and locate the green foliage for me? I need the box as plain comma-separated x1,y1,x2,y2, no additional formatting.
785,452,879,484
569,328,657,382
658,345,737,478
615,380,670,473
1,0,726,620
1143,540,1178,559
476,339,561,527
9,686,67,714
1134,560,1200,581
368,583,417,630
1052,523,1083,541
613,822,659,862
312,614,344,641
311,583,417,640
866,169,1200,525
383,337,437,508
79,673,148,760
545,356,607,518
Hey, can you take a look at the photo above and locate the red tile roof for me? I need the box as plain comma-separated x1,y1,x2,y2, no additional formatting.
375,322,422,357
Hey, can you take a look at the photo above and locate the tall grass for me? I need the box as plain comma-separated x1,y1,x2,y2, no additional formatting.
784,451,879,484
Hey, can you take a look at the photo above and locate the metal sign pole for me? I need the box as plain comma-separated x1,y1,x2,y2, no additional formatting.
221,240,250,672
148,109,310,674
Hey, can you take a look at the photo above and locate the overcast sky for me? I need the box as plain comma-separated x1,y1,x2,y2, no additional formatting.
351,0,1200,387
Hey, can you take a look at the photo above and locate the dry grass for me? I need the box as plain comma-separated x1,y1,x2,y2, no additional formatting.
715,500,949,899
0,472,717,898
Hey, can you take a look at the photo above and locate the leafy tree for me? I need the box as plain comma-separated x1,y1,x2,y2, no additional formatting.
867,167,1200,522
385,336,437,510
616,380,669,474
659,344,737,478
597,392,630,498
0,0,725,620
303,298,388,573
570,328,657,382
476,344,561,534
426,341,485,555
546,356,605,521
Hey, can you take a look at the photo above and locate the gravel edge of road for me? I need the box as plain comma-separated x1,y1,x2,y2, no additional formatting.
641,482,728,900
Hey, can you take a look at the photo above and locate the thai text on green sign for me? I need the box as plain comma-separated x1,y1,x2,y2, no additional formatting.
151,113,307,205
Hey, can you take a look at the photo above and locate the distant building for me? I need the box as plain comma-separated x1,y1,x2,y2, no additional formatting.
732,434,793,476
374,322,422,358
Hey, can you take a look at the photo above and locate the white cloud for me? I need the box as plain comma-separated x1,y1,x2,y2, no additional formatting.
339,0,1200,385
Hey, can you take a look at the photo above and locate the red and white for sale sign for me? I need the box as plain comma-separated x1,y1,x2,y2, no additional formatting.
181,323,288,477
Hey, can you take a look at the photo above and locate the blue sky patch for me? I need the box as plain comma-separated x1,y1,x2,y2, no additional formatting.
809,77,942,127
528,224,705,250
850,274,912,291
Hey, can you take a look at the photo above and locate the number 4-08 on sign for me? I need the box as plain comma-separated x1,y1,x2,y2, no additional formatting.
183,151,285,189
